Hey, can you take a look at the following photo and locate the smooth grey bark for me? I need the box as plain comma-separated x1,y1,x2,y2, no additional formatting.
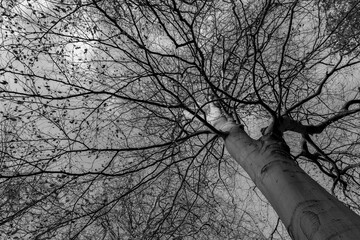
224,125,360,240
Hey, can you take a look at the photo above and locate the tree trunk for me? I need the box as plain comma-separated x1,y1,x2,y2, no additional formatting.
225,125,360,240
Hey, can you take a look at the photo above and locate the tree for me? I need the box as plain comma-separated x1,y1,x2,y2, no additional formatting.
1,0,360,239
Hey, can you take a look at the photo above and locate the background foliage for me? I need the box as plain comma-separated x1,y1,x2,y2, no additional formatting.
1,0,360,239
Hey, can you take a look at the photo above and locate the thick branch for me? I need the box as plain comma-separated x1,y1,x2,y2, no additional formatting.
342,99,360,110
306,107,360,134
183,98,239,136
280,100,360,135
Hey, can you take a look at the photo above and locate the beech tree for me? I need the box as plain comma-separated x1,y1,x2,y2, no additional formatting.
1,0,360,239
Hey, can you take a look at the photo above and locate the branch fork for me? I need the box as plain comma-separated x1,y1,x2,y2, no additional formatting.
183,97,238,136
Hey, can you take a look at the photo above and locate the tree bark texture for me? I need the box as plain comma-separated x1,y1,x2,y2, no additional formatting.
225,126,360,240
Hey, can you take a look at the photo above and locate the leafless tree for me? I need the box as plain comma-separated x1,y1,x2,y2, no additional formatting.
1,0,360,239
